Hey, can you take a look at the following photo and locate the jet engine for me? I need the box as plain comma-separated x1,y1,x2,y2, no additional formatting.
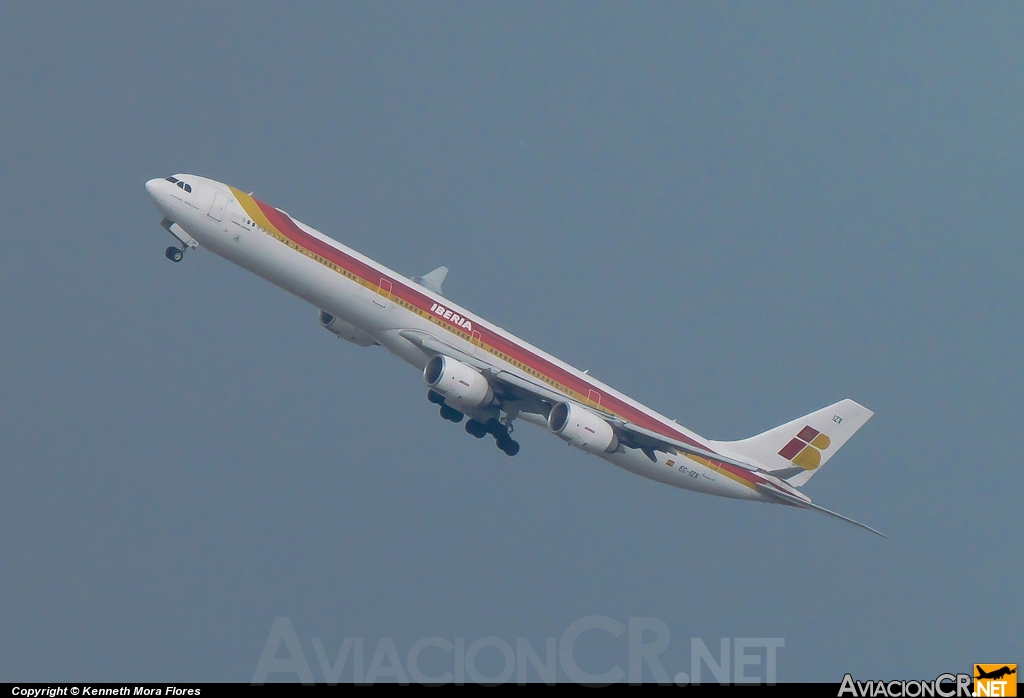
423,355,494,409
547,401,619,454
318,310,377,347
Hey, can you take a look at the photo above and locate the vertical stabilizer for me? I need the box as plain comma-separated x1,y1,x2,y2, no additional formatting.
708,399,873,487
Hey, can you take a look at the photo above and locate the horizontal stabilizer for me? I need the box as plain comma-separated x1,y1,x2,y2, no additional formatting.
756,483,886,538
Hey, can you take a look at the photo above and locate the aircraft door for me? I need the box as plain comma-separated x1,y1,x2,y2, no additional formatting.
208,192,229,222
702,460,718,481
686,455,717,482
373,277,392,308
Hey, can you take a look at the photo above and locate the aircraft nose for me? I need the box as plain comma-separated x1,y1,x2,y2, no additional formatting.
145,177,173,216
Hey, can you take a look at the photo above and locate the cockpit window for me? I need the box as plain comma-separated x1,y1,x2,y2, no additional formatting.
165,176,179,184
184,183,192,193
174,181,192,193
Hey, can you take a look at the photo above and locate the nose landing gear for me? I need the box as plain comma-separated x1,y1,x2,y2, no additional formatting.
159,219,197,263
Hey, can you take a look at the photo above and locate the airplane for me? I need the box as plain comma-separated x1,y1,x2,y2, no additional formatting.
145,174,884,537
975,666,1017,681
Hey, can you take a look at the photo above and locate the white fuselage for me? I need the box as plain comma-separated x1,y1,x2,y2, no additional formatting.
145,174,767,503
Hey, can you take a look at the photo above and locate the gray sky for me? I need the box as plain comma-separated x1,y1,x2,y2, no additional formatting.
1,2,1020,683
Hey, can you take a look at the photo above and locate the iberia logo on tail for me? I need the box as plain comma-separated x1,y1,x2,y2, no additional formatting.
778,426,831,470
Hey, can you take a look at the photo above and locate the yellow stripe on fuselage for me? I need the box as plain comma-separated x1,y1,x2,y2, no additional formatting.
224,186,758,492
230,187,277,233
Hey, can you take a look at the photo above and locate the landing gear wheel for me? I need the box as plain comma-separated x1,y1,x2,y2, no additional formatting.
165,246,184,263
427,390,445,405
439,405,464,423
495,432,519,453
465,419,488,438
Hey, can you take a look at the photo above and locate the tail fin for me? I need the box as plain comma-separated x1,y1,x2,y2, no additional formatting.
708,399,873,487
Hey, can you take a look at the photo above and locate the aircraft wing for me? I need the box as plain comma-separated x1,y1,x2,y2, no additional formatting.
486,361,769,473
400,329,574,411
402,329,772,473
401,330,484,367
605,418,768,472
487,368,580,414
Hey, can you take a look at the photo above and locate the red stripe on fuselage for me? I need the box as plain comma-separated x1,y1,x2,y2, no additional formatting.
254,198,759,487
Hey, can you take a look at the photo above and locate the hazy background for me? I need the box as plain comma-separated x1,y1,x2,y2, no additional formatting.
1,2,1020,682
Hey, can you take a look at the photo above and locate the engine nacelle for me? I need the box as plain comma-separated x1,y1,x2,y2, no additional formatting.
319,310,377,347
547,401,619,455
423,355,494,409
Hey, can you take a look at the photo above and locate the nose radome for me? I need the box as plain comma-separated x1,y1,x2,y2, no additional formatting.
145,178,162,201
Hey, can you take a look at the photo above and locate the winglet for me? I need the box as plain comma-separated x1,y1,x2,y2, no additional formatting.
413,266,449,295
